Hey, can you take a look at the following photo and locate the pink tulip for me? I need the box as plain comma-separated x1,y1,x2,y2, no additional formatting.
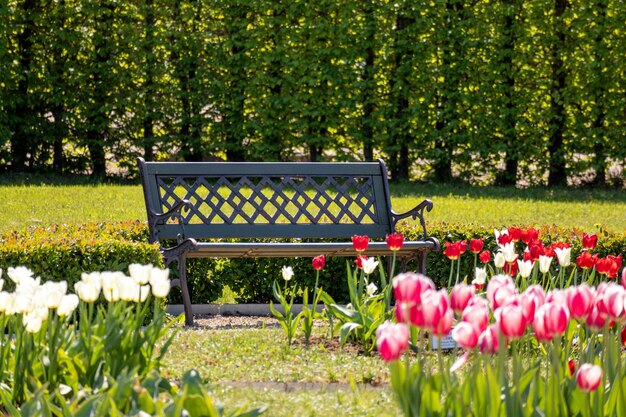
376,322,409,362
519,292,538,326
524,285,546,307
596,284,624,320
544,303,570,336
545,289,569,308
392,272,434,306
492,285,517,310
567,284,594,320
478,324,500,355
586,306,606,332
486,274,515,308
432,309,454,337
420,290,451,333
498,304,526,339
576,363,602,392
450,283,475,314
452,322,480,349
462,302,490,334
532,306,552,342
622,267,626,289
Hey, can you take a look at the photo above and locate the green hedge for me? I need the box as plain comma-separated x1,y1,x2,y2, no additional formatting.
2,221,625,304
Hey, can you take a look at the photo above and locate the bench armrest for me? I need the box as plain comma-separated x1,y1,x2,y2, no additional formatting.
148,200,191,244
391,199,433,239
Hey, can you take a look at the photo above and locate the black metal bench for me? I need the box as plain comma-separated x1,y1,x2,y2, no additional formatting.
137,157,440,325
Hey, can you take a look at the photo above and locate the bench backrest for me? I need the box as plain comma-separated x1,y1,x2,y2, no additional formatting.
137,157,396,242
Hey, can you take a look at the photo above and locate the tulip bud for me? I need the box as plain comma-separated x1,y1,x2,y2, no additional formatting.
576,364,602,392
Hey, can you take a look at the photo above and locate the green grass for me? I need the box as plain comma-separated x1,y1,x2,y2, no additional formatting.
162,327,397,416
2,182,626,234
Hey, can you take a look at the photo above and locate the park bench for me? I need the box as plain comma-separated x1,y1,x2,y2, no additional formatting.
137,157,440,325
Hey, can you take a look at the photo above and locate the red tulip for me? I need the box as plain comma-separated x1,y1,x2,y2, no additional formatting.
551,241,571,251
376,322,409,362
352,235,369,252
576,364,602,392
527,241,544,261
521,228,539,244
469,238,484,254
568,360,577,376
498,233,514,246
508,227,522,242
386,232,404,251
498,304,527,339
479,250,491,263
567,285,594,320
503,261,518,277
478,324,500,355
444,241,464,260
621,326,626,346
452,322,480,349
459,240,468,254
576,251,597,270
312,255,325,270
450,283,475,314
582,233,598,250
354,254,367,269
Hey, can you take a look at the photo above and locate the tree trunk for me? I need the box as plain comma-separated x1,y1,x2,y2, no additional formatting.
548,0,569,186
360,1,376,162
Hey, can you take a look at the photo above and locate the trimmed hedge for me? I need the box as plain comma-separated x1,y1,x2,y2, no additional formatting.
2,221,624,304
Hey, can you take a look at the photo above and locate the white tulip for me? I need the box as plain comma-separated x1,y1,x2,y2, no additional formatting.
517,260,534,278
0,278,3,292
494,252,506,269
151,277,171,298
475,267,487,283
148,268,169,287
281,266,294,282
57,294,79,317
539,255,553,274
75,281,100,303
119,280,140,302
366,282,378,297
501,242,518,263
135,285,151,303
7,266,34,284
23,314,43,333
129,263,153,285
80,271,102,293
42,281,68,309
362,257,379,275
554,247,572,267
0,292,15,314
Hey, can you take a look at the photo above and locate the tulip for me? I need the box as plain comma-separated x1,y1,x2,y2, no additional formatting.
478,324,500,354
392,272,434,306
623,266,626,289
596,284,624,319
312,255,325,270
582,233,598,250
444,241,463,260
151,276,171,299
361,257,379,275
576,364,602,392
281,266,294,281
366,282,377,297
517,259,534,278
532,306,552,342
503,260,519,277
501,243,518,263
462,302,490,333
554,247,572,267
419,289,450,333
586,306,606,332
7,266,34,285
596,255,622,278
472,267,486,291
539,255,553,274
508,227,522,242
498,304,526,339
567,284,594,320
452,322,479,349
450,283,475,314
568,360,577,376
521,228,539,244
576,251,596,270
469,238,484,254
57,294,79,317
23,314,43,333
432,309,454,337
479,250,491,263
543,302,569,336
354,254,367,269
494,252,506,268
376,322,409,362
486,274,515,307
352,235,369,252
129,263,153,285
386,232,404,251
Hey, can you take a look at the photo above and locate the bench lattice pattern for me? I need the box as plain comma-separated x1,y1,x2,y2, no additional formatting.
157,175,378,225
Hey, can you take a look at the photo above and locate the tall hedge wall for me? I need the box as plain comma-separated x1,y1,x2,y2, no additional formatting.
1,0,626,186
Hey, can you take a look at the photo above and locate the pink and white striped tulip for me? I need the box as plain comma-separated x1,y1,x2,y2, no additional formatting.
450,283,475,314
576,363,602,392
478,324,500,355
376,322,409,362
498,303,526,339
451,321,480,349
567,284,595,320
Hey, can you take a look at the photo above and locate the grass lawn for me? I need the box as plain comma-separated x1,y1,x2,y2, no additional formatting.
162,327,399,416
2,181,626,234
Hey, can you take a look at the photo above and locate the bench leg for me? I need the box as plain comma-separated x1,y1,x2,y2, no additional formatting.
177,254,194,326
417,251,427,275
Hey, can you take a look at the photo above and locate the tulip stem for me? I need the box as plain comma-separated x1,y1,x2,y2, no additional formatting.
447,261,454,289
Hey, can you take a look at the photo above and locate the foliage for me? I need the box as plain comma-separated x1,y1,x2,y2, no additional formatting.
1,0,626,186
